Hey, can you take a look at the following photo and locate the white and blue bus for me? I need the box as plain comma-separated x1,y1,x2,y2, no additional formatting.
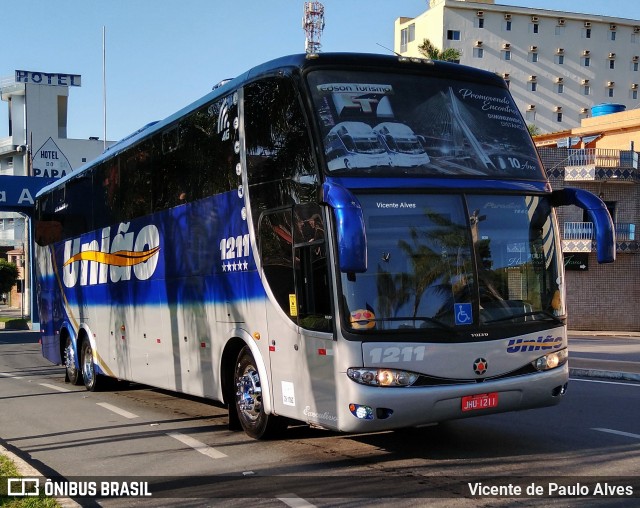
34,53,615,439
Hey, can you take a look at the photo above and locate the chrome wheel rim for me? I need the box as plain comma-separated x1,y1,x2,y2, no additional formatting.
236,367,262,422
82,344,94,386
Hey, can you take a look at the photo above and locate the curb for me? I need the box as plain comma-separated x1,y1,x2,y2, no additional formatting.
569,368,640,383
0,443,80,508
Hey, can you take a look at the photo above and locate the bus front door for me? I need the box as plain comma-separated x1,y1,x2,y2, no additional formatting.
259,206,337,428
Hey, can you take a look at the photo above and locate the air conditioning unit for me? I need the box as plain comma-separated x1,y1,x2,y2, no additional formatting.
503,43,511,49
556,77,564,83
502,73,510,79
583,50,591,56
531,16,539,22
475,40,483,47
477,10,484,17
581,79,590,85
634,27,640,34
557,48,565,54
580,108,588,114
529,75,537,81
584,21,592,28
529,45,538,52
607,81,615,87
504,14,512,21
609,53,616,59
558,19,566,26
527,104,536,111
554,106,563,112
632,84,639,90
610,24,617,30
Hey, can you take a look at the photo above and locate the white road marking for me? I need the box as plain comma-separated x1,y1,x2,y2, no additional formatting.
166,431,227,459
96,402,140,419
277,494,317,508
570,378,640,387
0,372,23,379
39,383,72,392
592,428,640,440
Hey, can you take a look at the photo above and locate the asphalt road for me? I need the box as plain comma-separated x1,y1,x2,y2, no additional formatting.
1,330,639,507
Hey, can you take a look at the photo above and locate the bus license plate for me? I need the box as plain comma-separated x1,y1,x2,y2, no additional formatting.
461,392,498,412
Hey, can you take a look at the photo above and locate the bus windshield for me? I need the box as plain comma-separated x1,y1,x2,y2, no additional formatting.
341,193,564,334
307,70,544,179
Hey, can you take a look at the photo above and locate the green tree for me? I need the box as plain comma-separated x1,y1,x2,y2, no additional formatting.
417,39,460,62
528,124,541,137
0,259,19,295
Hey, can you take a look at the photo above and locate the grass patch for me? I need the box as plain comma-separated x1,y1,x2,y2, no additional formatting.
0,454,59,507
0,318,30,330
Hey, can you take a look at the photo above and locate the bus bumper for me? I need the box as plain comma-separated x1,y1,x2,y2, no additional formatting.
334,364,568,433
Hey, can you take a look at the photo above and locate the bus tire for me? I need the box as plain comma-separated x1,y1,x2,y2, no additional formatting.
64,336,82,385
80,340,103,392
234,346,285,439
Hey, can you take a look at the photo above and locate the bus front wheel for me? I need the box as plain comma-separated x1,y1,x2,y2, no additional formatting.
234,346,285,439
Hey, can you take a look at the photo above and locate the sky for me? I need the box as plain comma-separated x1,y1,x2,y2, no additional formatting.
1,0,639,142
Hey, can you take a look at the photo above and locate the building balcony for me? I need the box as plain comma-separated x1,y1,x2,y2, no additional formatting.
562,221,638,253
563,148,638,182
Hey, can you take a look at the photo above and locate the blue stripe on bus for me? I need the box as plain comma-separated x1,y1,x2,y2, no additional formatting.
38,191,265,311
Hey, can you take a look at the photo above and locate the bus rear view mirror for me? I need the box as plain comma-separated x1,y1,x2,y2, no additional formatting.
322,182,367,273
551,187,616,263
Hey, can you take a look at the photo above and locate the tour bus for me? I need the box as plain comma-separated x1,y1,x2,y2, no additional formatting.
34,53,615,439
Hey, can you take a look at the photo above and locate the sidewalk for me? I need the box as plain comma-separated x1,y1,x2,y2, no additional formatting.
568,330,640,382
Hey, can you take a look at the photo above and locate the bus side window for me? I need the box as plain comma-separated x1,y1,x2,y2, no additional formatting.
34,194,62,246
244,76,318,229
58,175,93,239
259,210,296,319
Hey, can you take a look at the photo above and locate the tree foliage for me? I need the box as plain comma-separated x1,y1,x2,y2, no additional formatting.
0,259,19,295
417,39,461,62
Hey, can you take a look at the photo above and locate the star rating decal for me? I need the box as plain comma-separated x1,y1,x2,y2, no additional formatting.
222,260,249,272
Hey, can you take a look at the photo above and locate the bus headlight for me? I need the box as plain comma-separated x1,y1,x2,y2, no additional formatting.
533,348,568,371
347,368,419,387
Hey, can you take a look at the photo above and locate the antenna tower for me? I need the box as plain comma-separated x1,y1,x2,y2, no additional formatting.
303,2,325,54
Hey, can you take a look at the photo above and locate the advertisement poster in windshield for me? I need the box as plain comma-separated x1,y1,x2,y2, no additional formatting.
309,73,543,179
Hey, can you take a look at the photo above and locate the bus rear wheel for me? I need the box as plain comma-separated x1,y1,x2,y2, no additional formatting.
234,346,285,439
64,336,82,385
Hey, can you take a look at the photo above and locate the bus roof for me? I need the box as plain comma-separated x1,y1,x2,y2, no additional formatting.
36,53,506,198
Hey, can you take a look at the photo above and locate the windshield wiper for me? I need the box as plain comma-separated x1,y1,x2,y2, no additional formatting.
372,316,455,332
484,311,564,326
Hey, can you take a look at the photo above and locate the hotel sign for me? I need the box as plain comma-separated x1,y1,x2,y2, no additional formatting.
15,70,81,87
32,138,72,179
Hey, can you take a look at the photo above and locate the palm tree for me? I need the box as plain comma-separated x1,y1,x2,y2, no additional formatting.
417,39,460,62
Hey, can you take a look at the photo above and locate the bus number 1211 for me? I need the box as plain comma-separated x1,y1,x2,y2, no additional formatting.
369,346,426,363
220,234,250,260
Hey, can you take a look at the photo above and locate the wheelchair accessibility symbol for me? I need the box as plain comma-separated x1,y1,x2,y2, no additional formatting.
454,303,473,325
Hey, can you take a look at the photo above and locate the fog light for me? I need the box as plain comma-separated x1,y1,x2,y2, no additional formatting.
349,403,374,419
